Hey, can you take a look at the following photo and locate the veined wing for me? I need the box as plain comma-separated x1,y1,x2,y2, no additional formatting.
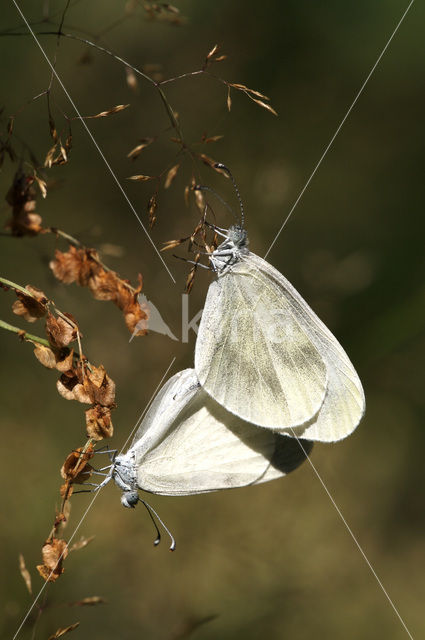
133,369,312,495
195,257,328,429
246,253,365,442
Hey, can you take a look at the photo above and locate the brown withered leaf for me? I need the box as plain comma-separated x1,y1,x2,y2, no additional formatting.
85,405,113,440
55,349,74,373
48,622,80,639
60,482,73,500
71,596,106,607
61,447,93,483
11,212,43,236
19,553,32,595
12,285,48,323
164,164,180,189
46,312,77,348
71,382,92,404
50,246,84,285
53,511,68,529
127,137,154,159
124,301,148,336
6,172,43,236
87,269,119,301
37,538,68,582
33,344,57,369
127,174,154,182
57,374,79,401
81,366,116,406
85,104,130,119
69,535,95,552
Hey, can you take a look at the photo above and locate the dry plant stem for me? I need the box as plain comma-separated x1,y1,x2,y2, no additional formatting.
3,30,186,143
0,276,85,362
0,275,77,331
0,318,51,347
53,438,96,536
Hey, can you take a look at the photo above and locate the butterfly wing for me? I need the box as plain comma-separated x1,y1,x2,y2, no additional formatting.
130,368,200,457
195,254,328,429
131,369,311,496
246,253,365,442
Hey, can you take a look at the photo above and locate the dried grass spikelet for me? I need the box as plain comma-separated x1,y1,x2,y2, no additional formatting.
72,596,105,607
147,194,157,228
185,253,200,294
19,554,32,595
160,236,190,252
127,137,155,159
69,536,95,552
44,134,72,168
144,2,183,24
201,133,224,144
226,82,278,116
164,164,180,188
47,622,80,639
5,171,43,236
125,66,139,92
204,44,227,69
84,104,130,119
198,154,229,177
127,174,154,182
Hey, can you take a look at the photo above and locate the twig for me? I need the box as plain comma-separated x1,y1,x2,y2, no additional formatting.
0,319,51,347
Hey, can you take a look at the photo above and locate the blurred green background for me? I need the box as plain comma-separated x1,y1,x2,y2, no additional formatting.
0,1,423,638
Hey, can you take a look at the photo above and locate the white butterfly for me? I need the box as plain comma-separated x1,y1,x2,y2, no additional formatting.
105,368,312,503
195,224,365,441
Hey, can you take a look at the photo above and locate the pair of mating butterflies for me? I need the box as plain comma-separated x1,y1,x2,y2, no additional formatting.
101,223,365,512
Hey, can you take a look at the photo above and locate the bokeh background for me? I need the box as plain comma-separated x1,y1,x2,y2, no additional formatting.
1,1,423,639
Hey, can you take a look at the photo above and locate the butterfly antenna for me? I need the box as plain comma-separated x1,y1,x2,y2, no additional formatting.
193,184,238,224
214,163,245,228
138,497,176,551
